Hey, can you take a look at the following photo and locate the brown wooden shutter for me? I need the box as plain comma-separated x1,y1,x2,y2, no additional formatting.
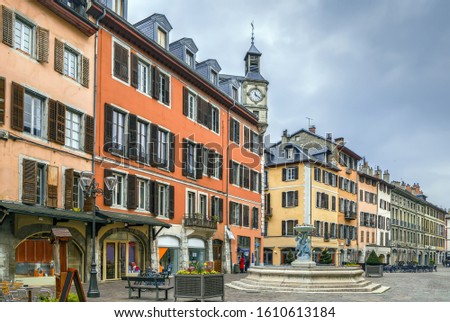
11,82,24,131
2,6,13,47
84,115,94,155
196,97,203,124
218,154,223,180
0,77,5,124
127,174,137,209
151,66,160,100
104,103,113,152
281,221,286,236
243,205,249,227
81,56,89,88
229,119,234,141
48,100,65,144
244,127,250,149
182,139,187,177
22,159,37,204
103,169,113,206
182,87,189,116
54,38,64,74
169,132,175,172
282,168,286,181
36,27,49,63
294,190,299,207
148,180,156,214
64,168,74,210
131,53,138,88
168,185,175,219
163,74,170,105
46,165,58,208
229,160,233,184
149,123,158,166
229,201,234,225
128,114,138,160
195,143,203,179
113,42,128,82
282,192,286,207
84,195,94,212
218,198,223,223
206,103,212,129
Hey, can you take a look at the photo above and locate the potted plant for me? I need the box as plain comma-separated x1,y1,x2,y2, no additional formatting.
365,250,383,277
174,262,224,302
318,248,333,265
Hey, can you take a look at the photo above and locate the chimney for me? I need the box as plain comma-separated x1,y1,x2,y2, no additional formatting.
335,137,345,145
281,129,288,144
405,184,412,192
383,170,390,183
309,125,316,133
375,166,382,178
326,133,332,141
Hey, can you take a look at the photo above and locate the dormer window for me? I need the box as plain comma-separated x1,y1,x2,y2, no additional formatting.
111,0,125,17
157,27,167,48
210,70,218,85
286,148,294,160
185,50,194,68
232,86,238,100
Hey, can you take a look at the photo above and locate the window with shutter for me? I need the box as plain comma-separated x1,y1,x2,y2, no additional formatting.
64,168,74,210
84,115,94,154
195,143,203,179
46,165,58,208
2,6,13,47
127,174,137,209
151,66,160,100
0,77,5,124
252,207,259,229
22,159,37,204
48,101,66,145
113,41,129,82
11,82,24,131
54,38,64,74
81,56,89,88
103,169,113,206
131,53,138,88
243,205,249,227
36,27,49,63
168,186,175,219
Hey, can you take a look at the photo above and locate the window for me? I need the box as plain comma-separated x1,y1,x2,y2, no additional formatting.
137,120,148,160
113,42,129,82
14,17,34,55
185,50,194,68
232,87,238,100
64,47,79,80
157,27,167,48
251,170,259,192
199,194,207,220
211,106,220,133
252,207,259,229
282,191,298,208
282,220,298,236
231,162,240,185
285,167,297,181
157,128,169,167
157,184,169,217
187,191,196,215
159,71,170,105
72,174,84,210
331,196,336,211
112,109,125,151
230,118,240,144
111,0,125,17
24,91,44,137
251,131,259,154
231,202,241,225
188,92,196,120
112,173,124,207
186,141,196,178
138,179,148,210
286,148,294,160
210,69,218,85
212,153,221,179
65,109,82,149
242,166,250,189
242,205,250,227
137,60,150,94
36,163,46,206
202,148,208,176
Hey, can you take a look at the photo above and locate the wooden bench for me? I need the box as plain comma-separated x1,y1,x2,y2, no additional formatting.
123,276,173,301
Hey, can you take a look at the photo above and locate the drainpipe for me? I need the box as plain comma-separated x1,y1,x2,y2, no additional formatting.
226,101,235,274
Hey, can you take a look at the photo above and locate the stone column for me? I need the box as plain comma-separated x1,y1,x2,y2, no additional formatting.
180,228,189,268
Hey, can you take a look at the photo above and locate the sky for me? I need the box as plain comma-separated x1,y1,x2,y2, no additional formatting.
127,0,450,210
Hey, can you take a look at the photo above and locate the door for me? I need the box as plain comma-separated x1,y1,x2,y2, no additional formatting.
213,241,222,272
106,242,116,279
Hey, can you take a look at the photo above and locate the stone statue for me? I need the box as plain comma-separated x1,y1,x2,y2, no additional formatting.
295,233,311,260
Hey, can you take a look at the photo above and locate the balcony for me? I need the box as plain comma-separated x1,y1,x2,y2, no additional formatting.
184,213,218,230
344,211,357,220
265,208,273,218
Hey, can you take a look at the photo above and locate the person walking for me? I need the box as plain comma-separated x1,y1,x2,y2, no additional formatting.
239,255,245,273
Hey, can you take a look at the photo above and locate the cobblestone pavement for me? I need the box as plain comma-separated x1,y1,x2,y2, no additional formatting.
81,266,450,302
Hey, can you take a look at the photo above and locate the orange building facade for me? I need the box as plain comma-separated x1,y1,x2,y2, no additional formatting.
0,0,97,281
88,2,263,278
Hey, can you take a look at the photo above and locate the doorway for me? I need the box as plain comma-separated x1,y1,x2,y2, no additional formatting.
213,239,223,272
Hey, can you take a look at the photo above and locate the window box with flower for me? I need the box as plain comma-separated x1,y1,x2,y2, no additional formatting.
174,262,224,301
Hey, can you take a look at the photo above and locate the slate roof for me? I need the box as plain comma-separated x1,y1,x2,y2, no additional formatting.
169,37,198,53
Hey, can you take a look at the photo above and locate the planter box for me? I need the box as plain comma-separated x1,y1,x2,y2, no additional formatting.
174,274,224,302
365,265,383,277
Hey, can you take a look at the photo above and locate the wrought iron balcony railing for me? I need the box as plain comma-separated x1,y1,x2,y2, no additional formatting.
184,213,218,230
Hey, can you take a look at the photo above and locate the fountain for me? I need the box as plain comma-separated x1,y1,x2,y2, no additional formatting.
227,225,389,293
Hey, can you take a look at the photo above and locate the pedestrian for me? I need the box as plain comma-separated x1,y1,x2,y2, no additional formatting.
239,255,245,273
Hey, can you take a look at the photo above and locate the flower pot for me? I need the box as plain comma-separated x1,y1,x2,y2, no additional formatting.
174,274,224,301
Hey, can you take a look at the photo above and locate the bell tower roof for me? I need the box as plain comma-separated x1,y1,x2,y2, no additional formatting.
244,22,266,81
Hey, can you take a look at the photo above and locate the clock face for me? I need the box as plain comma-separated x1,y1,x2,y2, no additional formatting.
249,88,263,103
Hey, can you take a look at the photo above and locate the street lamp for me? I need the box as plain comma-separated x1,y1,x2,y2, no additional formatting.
79,170,117,298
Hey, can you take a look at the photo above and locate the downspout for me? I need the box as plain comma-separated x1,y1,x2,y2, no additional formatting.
226,101,235,274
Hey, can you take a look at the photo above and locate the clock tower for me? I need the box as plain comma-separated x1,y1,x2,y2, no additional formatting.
242,30,269,134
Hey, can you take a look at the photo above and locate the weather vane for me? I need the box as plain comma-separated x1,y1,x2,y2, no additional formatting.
251,21,255,44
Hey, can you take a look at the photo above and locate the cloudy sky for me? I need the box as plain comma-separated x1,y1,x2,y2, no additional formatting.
128,0,450,209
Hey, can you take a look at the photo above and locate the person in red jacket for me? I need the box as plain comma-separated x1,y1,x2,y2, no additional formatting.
239,256,245,273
